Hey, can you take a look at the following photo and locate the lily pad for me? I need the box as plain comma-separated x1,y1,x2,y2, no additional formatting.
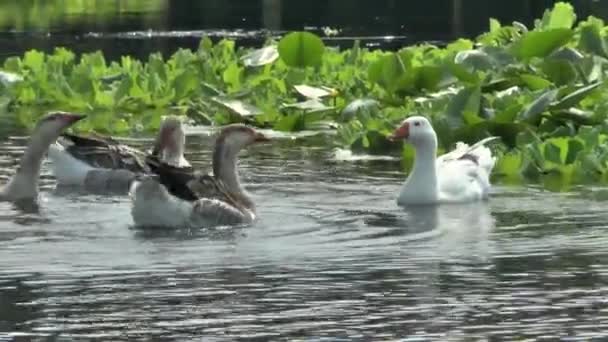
241,45,279,67
278,32,325,68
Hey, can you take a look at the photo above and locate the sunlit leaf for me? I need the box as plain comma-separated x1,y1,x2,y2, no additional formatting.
241,45,279,67
512,29,573,60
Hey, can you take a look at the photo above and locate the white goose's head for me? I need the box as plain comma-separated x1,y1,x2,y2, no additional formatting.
33,111,85,145
389,116,437,148
152,116,188,166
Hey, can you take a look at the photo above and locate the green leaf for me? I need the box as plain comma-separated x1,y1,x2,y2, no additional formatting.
520,74,552,90
173,71,199,100
454,50,494,71
278,32,325,68
578,19,608,58
519,89,558,123
551,82,602,110
368,53,407,91
446,86,481,128
414,66,443,91
540,2,576,29
565,139,584,164
222,62,243,92
544,141,563,164
512,29,573,60
23,50,45,73
541,59,577,85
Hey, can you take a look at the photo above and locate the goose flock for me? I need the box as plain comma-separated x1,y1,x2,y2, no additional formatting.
0,112,498,228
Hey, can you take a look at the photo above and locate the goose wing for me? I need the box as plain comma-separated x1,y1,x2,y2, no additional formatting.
61,133,150,172
145,155,241,210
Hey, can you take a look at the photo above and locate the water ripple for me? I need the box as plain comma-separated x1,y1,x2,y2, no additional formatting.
0,135,607,340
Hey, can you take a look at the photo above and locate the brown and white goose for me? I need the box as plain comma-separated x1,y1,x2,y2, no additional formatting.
0,112,84,204
47,116,189,193
131,124,270,228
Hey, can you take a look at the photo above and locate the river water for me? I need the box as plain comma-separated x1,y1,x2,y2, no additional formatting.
0,128,607,341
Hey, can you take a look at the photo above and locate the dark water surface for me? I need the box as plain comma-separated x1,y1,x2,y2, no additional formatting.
2,0,608,61
1,128,607,341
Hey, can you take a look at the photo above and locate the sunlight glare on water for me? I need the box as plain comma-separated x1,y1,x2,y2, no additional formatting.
0,133,608,341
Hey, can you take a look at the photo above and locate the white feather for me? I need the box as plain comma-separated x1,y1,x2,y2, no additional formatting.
47,143,95,185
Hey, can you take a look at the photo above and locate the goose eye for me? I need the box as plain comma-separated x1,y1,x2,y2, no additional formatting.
414,121,421,127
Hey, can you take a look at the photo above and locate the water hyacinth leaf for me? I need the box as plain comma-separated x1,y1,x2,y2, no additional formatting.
446,86,481,128
446,62,480,84
578,19,608,58
241,45,279,67
549,47,584,62
520,74,552,90
212,97,262,117
496,152,523,177
294,85,337,99
341,98,380,122
278,31,325,68
553,108,595,125
282,99,333,112
23,50,45,73
454,50,494,71
173,71,199,99
544,141,564,165
414,66,443,91
540,2,576,29
541,59,577,85
551,82,602,110
519,89,558,123
368,53,406,91
565,138,584,164
512,29,573,60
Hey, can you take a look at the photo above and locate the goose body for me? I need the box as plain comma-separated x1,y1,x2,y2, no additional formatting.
0,112,85,206
131,124,269,228
48,117,189,193
390,116,497,206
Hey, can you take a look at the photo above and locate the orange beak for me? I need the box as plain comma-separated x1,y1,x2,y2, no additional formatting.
388,122,409,141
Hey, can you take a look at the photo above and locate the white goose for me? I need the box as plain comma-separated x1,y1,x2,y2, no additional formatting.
131,124,270,228
0,112,84,205
389,116,498,205
47,116,189,193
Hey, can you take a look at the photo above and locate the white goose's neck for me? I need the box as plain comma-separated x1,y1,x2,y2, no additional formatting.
213,142,254,210
398,138,439,205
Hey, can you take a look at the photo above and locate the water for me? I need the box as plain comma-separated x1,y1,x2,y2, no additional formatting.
1,130,608,341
